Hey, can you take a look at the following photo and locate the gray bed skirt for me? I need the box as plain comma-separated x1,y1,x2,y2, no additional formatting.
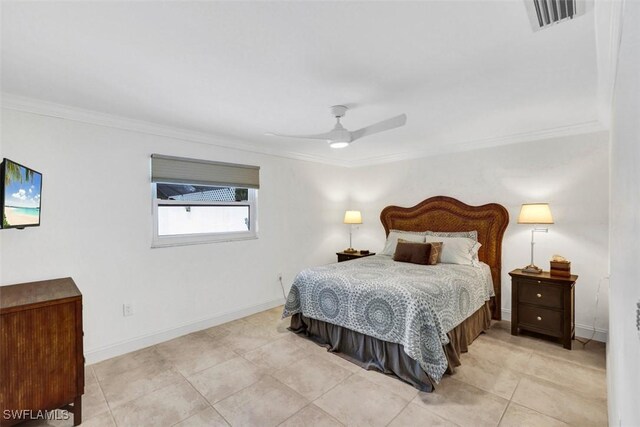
289,301,492,392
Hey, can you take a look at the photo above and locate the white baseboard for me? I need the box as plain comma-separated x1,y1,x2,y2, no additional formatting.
501,308,608,343
85,298,285,365
85,301,607,364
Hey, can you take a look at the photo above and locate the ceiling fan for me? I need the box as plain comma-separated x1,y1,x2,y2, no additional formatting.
266,105,407,148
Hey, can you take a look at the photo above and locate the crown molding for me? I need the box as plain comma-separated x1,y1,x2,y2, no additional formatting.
2,93,606,169
0,93,352,168
347,120,607,168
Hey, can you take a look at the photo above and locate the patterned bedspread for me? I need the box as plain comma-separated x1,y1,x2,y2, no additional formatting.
282,255,494,382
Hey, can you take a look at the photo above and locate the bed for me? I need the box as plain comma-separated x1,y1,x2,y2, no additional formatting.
282,196,509,391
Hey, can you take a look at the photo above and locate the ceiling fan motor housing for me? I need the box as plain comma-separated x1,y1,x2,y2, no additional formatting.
331,105,348,118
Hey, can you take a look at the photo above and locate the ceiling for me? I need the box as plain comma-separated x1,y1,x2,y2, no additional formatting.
1,1,603,166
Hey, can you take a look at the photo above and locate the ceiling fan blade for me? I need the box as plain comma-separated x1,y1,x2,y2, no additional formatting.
350,114,407,141
265,131,333,141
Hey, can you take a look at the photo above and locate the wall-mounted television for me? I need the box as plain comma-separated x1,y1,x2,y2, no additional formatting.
1,158,42,229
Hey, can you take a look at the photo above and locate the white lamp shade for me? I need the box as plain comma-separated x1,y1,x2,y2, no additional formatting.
518,203,554,224
343,210,362,224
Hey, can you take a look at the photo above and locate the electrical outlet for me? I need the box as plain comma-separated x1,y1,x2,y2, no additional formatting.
123,303,134,317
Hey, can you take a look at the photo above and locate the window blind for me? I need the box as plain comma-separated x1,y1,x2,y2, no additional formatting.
151,154,260,189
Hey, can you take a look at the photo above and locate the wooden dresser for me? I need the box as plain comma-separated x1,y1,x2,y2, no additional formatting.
0,278,84,426
509,269,577,349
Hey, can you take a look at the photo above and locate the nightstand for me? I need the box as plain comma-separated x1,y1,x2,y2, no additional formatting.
509,269,578,349
336,251,376,262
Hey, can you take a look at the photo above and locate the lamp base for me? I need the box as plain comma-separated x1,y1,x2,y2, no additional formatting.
343,248,358,254
522,264,543,274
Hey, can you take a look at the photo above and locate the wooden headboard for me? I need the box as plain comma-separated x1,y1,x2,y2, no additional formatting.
380,196,509,320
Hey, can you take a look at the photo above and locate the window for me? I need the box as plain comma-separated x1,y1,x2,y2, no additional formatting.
151,155,259,247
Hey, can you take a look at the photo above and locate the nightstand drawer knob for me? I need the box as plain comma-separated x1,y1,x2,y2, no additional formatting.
537,293,542,298
537,316,542,321
537,280,541,284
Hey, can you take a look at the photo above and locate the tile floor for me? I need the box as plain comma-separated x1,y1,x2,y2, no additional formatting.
25,306,607,426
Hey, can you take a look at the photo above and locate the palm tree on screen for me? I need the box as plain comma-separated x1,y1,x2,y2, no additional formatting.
4,161,32,186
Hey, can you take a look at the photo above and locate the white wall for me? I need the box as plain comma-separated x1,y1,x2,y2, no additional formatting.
0,106,612,367
0,109,349,362
607,1,640,424
347,132,610,339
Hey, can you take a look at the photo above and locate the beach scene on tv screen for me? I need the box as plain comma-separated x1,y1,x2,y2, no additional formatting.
3,162,42,228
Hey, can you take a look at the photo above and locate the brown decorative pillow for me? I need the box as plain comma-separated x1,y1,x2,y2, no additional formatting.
393,240,432,265
393,239,443,265
428,242,443,265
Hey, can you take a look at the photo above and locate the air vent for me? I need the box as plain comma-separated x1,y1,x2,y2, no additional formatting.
524,0,585,31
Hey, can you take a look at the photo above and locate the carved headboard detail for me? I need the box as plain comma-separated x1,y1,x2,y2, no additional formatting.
380,196,509,320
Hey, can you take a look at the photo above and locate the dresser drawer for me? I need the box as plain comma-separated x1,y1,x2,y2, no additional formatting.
518,304,563,336
517,280,563,309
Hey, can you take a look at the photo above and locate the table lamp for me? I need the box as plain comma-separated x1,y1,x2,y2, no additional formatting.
518,203,554,274
343,210,362,253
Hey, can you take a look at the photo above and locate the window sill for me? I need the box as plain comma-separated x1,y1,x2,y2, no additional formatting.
151,233,258,248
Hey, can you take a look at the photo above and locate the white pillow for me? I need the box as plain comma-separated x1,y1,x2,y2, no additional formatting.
381,230,425,256
424,235,481,266
425,230,478,242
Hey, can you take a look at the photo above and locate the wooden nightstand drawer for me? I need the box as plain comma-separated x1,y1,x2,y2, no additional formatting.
518,304,563,336
509,269,578,349
517,280,563,309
